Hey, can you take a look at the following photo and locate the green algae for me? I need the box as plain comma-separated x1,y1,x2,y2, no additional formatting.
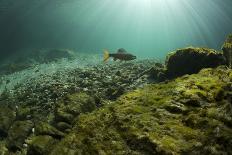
1,66,229,154
0,105,16,137
223,42,232,49
55,92,96,124
35,122,64,139
0,141,8,154
222,34,232,49
222,34,232,68
27,135,57,155
49,66,232,154
165,47,226,78
7,120,33,151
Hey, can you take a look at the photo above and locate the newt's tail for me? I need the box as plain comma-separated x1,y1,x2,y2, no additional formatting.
103,49,110,62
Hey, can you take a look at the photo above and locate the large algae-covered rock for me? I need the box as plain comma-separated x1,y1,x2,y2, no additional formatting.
222,34,232,68
165,47,226,78
0,105,16,138
50,66,232,154
35,122,64,139
54,93,96,131
6,120,33,151
27,135,57,155
0,141,8,154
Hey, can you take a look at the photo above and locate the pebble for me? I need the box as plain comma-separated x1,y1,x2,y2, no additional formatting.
0,59,158,112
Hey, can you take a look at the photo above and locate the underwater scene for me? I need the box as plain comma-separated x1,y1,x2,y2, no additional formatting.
0,0,232,154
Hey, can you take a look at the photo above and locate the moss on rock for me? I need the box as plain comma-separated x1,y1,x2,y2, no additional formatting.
0,141,8,154
50,67,232,154
16,107,31,120
222,34,232,68
165,47,226,78
0,105,16,138
6,120,33,151
35,122,64,139
54,93,96,131
27,135,57,155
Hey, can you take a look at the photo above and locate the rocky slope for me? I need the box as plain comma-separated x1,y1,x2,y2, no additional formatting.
48,66,232,155
0,36,232,154
0,64,231,155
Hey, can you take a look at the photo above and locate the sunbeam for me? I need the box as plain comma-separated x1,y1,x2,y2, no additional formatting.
0,0,232,59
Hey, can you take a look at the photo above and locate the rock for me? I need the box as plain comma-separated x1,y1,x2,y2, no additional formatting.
180,99,201,107
0,141,8,154
135,63,167,82
105,86,125,100
165,47,226,78
16,107,31,120
164,103,186,114
56,122,72,132
0,105,16,138
27,135,57,155
115,70,121,76
55,93,96,124
222,34,232,68
35,122,64,139
147,66,167,82
6,120,33,151
50,67,232,154
54,110,73,125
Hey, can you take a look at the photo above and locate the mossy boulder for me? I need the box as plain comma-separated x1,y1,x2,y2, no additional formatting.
105,86,125,100
50,66,232,154
140,63,167,82
16,107,31,120
0,105,16,138
222,34,232,68
27,135,57,155
0,141,8,154
6,120,33,151
56,122,72,132
165,47,226,78
35,122,64,139
54,93,96,130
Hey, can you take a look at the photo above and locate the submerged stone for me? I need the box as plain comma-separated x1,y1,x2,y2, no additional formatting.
6,120,33,151
35,122,64,139
165,47,226,78
0,105,16,138
56,122,72,132
164,103,187,114
50,67,232,154
1,49,232,154
54,93,96,128
27,135,57,155
16,107,31,120
0,141,8,154
222,34,232,68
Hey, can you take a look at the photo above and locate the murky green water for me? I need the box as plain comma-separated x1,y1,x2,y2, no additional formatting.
0,0,232,59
